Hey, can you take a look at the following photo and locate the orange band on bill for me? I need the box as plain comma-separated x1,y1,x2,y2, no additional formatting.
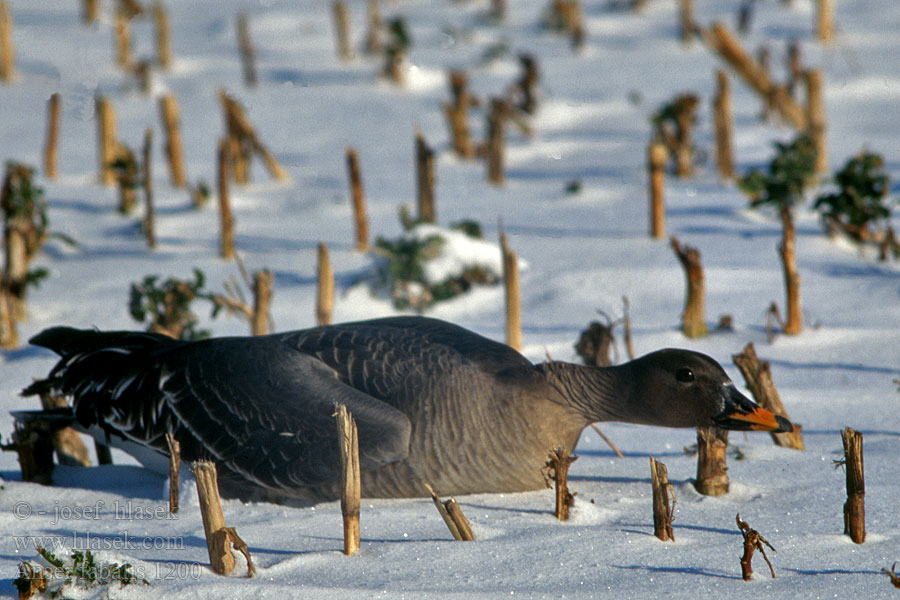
725,406,783,431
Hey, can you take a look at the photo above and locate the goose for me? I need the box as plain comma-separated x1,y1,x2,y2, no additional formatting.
19,316,791,502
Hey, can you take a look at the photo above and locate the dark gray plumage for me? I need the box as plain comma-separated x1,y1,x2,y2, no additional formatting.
22,316,790,502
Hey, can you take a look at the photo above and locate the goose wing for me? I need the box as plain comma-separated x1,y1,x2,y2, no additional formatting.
166,337,412,489
283,316,533,386
26,329,412,491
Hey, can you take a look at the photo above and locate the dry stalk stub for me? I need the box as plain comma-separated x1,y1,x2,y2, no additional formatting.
165,432,180,513
680,0,696,43
159,94,187,188
193,461,235,575
840,427,865,544
882,564,900,589
82,0,99,24
217,138,235,260
444,70,477,159
778,204,802,336
333,1,353,62
756,45,774,122
345,147,369,251
622,296,635,361
702,22,805,129
549,0,584,50
567,1,584,50
545,447,577,520
1,0,14,82
736,514,776,580
134,59,152,95
694,426,729,496
250,269,273,336
670,237,707,339
334,404,361,555
142,129,156,250
209,268,273,336
118,0,144,20
713,70,734,180
316,242,334,326
219,91,290,183
364,0,382,55
492,0,506,21
114,8,133,70
486,98,507,185
674,98,696,178
500,231,521,352
513,54,539,115
805,69,827,175
732,343,804,450
647,141,667,239
415,130,436,223
0,285,15,348
786,41,803,98
816,0,833,43
96,97,118,186
237,14,257,88
193,460,255,576
38,393,90,467
5,419,55,485
153,1,172,68
649,457,675,542
425,483,475,541
44,93,61,180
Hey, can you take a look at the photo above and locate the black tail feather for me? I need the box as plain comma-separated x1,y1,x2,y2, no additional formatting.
28,326,171,358
22,327,184,433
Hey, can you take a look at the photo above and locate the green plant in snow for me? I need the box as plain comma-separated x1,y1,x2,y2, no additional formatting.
651,94,699,177
738,134,817,210
1,162,56,333
376,234,444,289
2,162,49,276
15,546,148,599
387,17,412,50
191,180,211,208
450,219,483,239
110,144,141,214
382,17,411,84
814,151,898,258
399,205,425,232
373,219,499,311
738,134,818,337
400,205,484,239
129,268,215,340
479,40,510,65
1,162,47,227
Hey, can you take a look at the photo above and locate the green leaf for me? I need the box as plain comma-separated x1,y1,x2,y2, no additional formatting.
814,151,893,230
739,134,818,209
25,267,50,289
450,219,483,239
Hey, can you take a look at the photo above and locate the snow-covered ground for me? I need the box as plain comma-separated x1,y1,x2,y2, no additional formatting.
1,0,899,597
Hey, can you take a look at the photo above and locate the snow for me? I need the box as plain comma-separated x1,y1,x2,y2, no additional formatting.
1,0,899,598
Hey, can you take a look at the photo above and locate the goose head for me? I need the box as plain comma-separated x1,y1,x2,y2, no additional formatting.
623,349,794,432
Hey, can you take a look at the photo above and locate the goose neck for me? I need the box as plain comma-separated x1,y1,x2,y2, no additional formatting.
539,361,634,424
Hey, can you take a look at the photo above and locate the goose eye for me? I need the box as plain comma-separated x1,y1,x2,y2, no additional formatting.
676,368,695,383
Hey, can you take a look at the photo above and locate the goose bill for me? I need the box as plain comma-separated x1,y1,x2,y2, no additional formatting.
713,386,794,433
